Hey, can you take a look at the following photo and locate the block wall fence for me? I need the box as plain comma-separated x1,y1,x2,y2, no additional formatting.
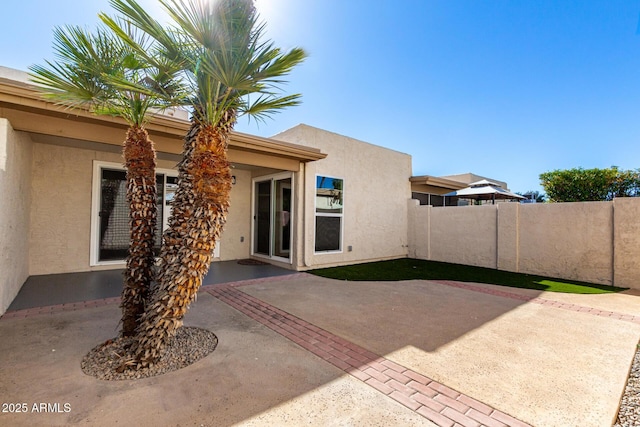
407,198,640,290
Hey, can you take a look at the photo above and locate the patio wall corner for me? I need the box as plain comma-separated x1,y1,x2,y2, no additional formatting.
0,119,32,314
407,199,430,260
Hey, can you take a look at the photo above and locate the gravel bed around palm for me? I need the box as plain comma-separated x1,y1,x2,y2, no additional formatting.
615,342,640,427
81,326,218,380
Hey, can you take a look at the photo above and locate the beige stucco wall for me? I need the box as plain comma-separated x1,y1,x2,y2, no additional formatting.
517,202,613,285
408,199,640,289
612,198,640,289
496,202,519,272
274,124,411,269
0,120,32,314
30,142,97,274
29,142,252,275
220,168,252,261
407,200,430,260
429,204,497,269
404,202,495,275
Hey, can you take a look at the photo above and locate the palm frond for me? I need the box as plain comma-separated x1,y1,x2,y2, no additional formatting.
29,61,103,108
251,47,307,84
107,0,182,60
30,15,187,126
241,93,303,123
102,0,306,128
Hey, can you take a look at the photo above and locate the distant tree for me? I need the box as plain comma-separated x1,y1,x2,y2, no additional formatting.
612,168,640,198
539,167,640,202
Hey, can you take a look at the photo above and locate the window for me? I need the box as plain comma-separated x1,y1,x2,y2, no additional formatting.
90,161,178,265
411,191,462,207
315,175,343,252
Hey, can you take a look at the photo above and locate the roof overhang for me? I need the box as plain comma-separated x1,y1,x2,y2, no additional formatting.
410,175,467,190
0,70,326,170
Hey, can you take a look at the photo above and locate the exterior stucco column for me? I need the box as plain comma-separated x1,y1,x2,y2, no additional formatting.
0,119,32,315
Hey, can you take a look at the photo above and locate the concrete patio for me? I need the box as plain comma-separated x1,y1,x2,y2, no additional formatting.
1,270,639,426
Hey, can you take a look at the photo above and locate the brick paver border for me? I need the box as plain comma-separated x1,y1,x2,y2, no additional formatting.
433,280,640,325
0,296,121,320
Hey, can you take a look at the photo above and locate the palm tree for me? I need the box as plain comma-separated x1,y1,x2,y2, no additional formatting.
29,24,185,336
104,0,306,367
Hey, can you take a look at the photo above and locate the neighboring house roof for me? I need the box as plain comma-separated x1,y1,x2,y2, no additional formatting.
468,179,503,188
410,175,468,191
439,173,509,191
410,173,512,199
443,181,524,201
0,66,326,167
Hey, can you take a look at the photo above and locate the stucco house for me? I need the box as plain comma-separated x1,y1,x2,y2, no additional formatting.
1,65,520,315
0,66,417,313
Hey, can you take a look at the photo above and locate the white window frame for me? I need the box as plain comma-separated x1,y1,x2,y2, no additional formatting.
314,174,344,254
90,160,179,267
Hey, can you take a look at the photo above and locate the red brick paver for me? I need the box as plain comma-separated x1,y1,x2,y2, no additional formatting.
433,280,640,325
0,297,121,319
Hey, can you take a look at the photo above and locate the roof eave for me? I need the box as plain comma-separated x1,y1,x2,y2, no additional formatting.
410,175,467,190
0,75,326,163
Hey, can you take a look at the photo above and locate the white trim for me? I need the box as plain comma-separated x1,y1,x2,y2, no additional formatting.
90,160,179,266
277,181,292,255
313,174,344,254
274,173,294,264
250,171,294,264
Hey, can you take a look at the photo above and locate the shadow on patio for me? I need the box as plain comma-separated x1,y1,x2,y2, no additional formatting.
1,265,639,426
6,260,295,311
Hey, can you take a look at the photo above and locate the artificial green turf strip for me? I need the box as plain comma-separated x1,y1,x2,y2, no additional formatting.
310,258,625,294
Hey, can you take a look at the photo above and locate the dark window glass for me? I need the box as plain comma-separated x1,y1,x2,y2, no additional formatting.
254,180,272,255
315,217,341,252
98,168,168,261
99,169,128,261
315,175,343,252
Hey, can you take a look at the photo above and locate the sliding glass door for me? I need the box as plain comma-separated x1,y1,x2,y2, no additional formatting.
252,174,293,263
254,180,272,256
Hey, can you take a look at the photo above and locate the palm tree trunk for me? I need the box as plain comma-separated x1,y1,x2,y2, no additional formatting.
121,125,158,337
129,117,233,368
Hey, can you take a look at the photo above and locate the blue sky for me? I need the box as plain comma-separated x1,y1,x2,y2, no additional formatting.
2,0,640,193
